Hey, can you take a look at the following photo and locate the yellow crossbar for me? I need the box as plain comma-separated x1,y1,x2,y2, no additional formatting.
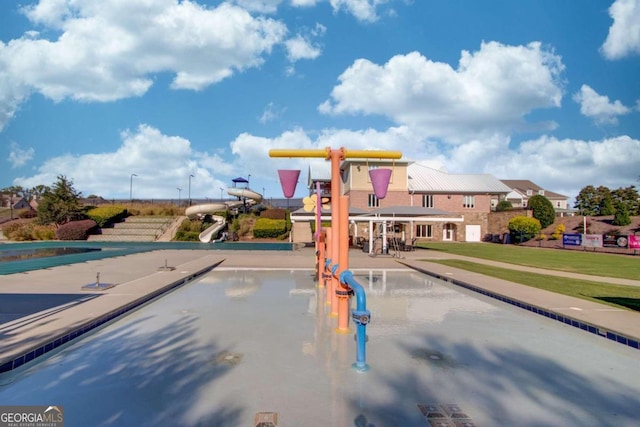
269,148,402,160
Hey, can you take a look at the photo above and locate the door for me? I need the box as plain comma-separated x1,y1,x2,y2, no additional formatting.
465,225,481,242
443,223,455,241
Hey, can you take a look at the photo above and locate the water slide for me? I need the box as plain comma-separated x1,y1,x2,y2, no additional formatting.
184,188,263,243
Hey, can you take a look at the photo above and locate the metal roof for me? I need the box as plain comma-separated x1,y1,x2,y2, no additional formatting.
408,163,512,193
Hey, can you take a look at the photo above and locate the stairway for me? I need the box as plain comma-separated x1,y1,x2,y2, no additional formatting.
88,216,176,242
291,222,313,244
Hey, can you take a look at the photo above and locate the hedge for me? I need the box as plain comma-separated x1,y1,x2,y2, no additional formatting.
87,206,128,227
253,218,287,238
55,219,98,240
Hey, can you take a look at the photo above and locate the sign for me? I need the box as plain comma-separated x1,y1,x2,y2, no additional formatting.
1,406,64,427
629,235,640,249
562,233,582,246
582,234,603,248
603,234,629,248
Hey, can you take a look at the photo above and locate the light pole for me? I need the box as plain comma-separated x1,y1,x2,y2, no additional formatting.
129,173,138,204
247,174,251,188
177,187,182,206
188,174,194,206
219,187,224,202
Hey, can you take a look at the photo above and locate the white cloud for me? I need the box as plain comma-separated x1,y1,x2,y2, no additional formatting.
259,102,285,123
601,0,640,60
285,35,322,61
13,124,232,199
572,84,631,125
8,142,35,168
329,0,389,22
319,41,565,142
0,1,287,129
488,135,640,199
232,0,284,13
291,0,320,6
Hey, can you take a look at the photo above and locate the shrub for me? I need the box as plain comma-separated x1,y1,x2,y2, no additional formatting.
496,200,513,211
55,219,98,240
550,223,565,240
528,195,555,228
2,221,35,241
18,209,38,219
87,205,128,227
508,216,541,243
32,224,56,240
612,204,631,226
253,218,287,238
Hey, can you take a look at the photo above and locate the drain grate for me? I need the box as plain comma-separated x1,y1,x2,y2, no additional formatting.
211,351,243,366
254,412,278,427
418,404,475,427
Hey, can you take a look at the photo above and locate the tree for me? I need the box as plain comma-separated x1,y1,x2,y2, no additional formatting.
36,175,85,225
598,192,615,216
574,185,598,215
611,185,639,216
612,203,631,226
528,194,555,228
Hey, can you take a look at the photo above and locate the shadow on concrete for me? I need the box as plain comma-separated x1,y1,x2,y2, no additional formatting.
0,313,243,427
594,296,640,312
348,333,640,426
0,293,101,324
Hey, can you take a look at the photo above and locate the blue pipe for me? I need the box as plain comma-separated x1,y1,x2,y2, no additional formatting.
339,270,370,372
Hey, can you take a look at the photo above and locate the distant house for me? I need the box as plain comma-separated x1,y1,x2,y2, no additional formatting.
1,195,31,210
499,180,576,217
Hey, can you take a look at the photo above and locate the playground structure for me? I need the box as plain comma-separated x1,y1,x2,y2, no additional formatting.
184,187,263,243
270,147,402,371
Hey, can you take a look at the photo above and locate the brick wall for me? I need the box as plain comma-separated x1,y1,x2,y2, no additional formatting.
487,209,532,236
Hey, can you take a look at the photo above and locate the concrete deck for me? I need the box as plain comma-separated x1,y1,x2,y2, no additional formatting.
1,246,639,375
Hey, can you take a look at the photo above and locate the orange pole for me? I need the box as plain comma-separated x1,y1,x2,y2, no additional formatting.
336,195,351,333
324,227,333,305
329,149,343,317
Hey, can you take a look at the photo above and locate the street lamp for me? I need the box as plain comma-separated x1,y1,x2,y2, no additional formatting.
248,174,251,188
177,187,182,206
219,187,224,202
130,173,138,204
188,174,194,206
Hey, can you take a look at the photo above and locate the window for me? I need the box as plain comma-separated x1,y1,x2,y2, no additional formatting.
538,190,545,195
463,195,475,208
526,189,533,196
422,194,434,208
368,194,379,208
556,201,561,208
416,224,432,238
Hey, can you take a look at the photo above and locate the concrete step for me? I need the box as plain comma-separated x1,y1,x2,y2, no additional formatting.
86,234,157,242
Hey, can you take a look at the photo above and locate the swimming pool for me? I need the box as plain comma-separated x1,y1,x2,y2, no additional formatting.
0,241,294,275
0,268,638,426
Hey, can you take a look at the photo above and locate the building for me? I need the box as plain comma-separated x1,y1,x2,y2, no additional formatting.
291,159,512,246
500,180,575,217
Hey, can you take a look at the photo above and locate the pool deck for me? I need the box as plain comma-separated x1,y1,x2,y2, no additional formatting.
1,246,639,375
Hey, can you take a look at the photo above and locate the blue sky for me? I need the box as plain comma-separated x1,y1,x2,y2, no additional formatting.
1,0,639,203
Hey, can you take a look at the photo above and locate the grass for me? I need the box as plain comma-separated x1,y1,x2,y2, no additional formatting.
416,242,640,281
428,259,640,312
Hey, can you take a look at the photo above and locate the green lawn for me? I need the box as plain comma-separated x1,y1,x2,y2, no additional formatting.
429,259,640,312
416,242,640,281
